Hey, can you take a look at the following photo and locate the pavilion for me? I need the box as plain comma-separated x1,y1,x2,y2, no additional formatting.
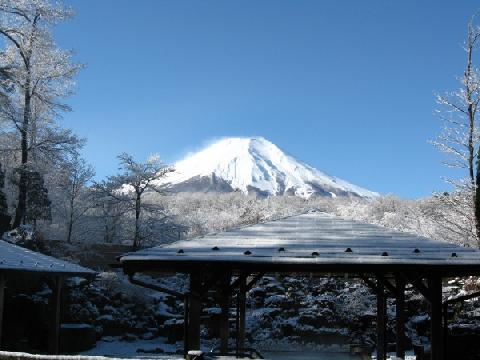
0,240,95,354
119,211,480,360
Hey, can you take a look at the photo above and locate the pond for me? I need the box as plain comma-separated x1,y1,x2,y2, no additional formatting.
263,351,362,359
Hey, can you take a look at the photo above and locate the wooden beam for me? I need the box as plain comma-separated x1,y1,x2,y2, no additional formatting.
0,274,5,349
376,278,387,360
428,276,444,360
245,273,264,292
229,273,249,293
395,275,406,359
187,273,202,352
48,276,63,354
129,275,184,298
377,274,398,296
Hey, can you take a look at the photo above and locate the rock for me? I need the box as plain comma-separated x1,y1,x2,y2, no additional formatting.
264,294,288,307
121,333,137,342
410,315,429,336
280,322,294,336
298,313,331,328
164,318,184,343
60,323,96,353
137,347,164,354
186,350,204,360
265,283,285,294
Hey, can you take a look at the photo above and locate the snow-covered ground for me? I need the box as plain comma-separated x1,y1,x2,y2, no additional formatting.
80,337,180,359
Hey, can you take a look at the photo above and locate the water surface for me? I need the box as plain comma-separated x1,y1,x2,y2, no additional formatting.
264,351,361,359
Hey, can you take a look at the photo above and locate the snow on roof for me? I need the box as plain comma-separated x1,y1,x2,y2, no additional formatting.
0,240,95,276
120,211,480,271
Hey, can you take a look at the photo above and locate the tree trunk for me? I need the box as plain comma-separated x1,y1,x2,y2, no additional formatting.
103,217,110,243
467,42,476,189
67,197,74,242
476,161,480,246
465,30,480,246
133,192,141,251
67,214,73,243
12,74,31,229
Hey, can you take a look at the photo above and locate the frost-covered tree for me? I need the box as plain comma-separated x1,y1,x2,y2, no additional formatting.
0,0,83,228
432,18,480,245
95,197,126,244
54,154,94,242
433,20,480,186
94,153,174,250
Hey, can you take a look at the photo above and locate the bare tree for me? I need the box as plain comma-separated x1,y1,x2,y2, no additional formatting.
93,153,173,251
0,0,83,228
54,154,94,242
96,197,126,244
432,18,480,245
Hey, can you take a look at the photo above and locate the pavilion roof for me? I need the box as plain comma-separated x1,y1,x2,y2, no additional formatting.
120,211,480,276
0,240,95,277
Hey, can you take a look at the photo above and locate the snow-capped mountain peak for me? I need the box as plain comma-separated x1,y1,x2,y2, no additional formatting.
159,137,377,198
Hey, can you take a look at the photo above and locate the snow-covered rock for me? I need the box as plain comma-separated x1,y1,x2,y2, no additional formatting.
158,137,378,198
2,224,35,244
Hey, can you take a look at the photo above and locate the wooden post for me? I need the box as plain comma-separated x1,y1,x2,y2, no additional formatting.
235,294,240,357
238,276,246,352
443,301,449,358
376,278,387,360
0,274,5,349
395,275,406,359
219,273,231,355
183,295,190,357
428,276,444,360
48,276,63,354
187,273,202,352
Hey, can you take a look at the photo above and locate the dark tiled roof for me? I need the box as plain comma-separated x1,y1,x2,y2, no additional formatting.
0,240,95,276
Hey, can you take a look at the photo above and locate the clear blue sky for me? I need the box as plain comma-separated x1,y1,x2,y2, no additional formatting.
55,0,479,198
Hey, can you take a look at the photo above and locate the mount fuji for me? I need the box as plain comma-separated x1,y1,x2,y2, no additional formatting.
158,137,378,198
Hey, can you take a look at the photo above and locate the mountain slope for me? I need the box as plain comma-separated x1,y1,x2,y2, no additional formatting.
158,137,378,198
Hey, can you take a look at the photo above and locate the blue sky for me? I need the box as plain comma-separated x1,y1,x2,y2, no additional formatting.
56,0,478,198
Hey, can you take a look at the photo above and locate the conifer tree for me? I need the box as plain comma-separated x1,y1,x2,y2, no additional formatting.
26,170,51,232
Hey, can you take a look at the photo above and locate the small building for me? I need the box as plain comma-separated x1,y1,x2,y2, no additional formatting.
0,240,95,354
119,211,480,360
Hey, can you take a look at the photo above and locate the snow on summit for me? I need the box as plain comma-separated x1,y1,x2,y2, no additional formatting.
159,137,378,198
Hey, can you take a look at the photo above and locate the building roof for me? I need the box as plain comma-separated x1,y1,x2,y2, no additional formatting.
120,211,480,276
0,240,95,277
